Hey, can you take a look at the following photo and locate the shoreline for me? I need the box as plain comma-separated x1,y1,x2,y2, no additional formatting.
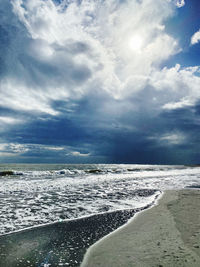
0,190,160,238
80,189,164,261
0,194,159,267
81,189,200,267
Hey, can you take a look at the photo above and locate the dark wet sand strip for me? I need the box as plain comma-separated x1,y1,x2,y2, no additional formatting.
0,202,155,267
81,190,200,267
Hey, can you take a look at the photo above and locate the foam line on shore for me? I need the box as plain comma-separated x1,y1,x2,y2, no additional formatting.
0,196,158,238
81,189,200,267
81,190,163,266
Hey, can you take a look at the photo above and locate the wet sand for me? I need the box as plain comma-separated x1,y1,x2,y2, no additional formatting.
0,205,153,267
81,190,200,267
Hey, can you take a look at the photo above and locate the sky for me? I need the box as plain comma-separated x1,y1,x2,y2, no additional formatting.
1,0,200,164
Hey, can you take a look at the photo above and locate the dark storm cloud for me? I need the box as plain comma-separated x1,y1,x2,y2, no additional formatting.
1,91,200,164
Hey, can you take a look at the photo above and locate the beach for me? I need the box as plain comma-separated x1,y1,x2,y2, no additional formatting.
0,164,200,266
81,190,200,267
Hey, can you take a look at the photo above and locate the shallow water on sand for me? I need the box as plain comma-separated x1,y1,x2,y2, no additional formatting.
0,206,156,267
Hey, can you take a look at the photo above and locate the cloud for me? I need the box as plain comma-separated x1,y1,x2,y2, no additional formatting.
0,144,6,151
176,0,185,8
0,79,60,115
148,131,187,147
9,143,30,154
0,0,180,118
191,29,200,45
69,151,90,157
162,98,195,110
0,143,72,160
150,64,200,108
43,146,64,151
0,141,91,157
0,116,21,124
159,132,186,145
0,152,17,157
1,0,200,164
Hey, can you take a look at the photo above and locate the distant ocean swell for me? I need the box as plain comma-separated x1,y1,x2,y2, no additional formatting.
0,164,191,178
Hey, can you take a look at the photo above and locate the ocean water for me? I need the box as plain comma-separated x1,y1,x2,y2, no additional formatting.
0,164,200,236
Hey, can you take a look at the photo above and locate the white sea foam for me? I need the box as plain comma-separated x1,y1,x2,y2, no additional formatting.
0,164,200,235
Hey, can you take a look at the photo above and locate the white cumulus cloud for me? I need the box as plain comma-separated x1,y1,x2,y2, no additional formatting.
191,29,200,45
2,0,180,110
150,64,200,110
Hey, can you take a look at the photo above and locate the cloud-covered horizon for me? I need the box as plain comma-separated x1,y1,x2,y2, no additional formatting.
1,0,200,164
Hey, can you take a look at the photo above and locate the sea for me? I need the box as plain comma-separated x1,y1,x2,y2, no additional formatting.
0,163,200,237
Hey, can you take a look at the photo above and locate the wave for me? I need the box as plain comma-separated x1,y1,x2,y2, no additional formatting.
0,164,200,237
0,171,15,176
0,164,190,178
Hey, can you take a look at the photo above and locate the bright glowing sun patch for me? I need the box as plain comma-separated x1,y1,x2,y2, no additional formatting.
129,35,143,51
